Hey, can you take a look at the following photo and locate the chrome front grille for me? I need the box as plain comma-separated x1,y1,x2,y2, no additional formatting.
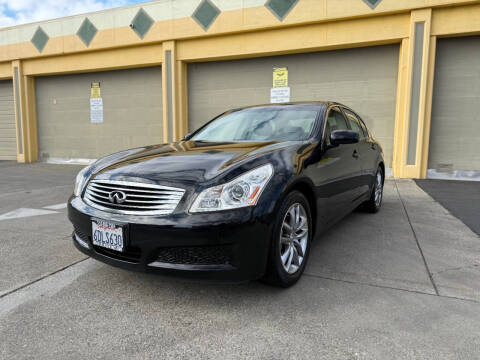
83,179,185,215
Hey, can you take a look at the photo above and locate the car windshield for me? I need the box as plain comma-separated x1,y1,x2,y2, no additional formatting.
191,107,319,142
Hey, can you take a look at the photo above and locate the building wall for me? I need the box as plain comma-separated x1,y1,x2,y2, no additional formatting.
188,45,399,167
0,0,479,178
35,67,163,160
428,36,480,178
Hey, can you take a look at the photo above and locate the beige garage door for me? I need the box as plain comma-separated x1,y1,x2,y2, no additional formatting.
188,45,399,167
36,67,163,160
0,80,16,160
429,36,480,178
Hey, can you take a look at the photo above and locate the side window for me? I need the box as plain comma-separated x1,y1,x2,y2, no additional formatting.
325,108,349,144
344,109,367,139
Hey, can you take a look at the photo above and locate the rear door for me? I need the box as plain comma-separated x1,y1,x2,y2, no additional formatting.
317,107,363,220
343,108,376,198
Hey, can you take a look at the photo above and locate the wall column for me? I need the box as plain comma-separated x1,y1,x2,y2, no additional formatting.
162,41,175,143
11,60,38,163
162,41,189,142
176,60,188,140
420,36,437,178
392,38,409,177
394,9,436,178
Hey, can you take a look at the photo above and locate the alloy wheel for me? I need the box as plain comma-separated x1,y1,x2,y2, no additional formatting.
374,170,383,207
279,203,309,274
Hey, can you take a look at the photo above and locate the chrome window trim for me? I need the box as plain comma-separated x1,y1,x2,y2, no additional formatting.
322,105,349,146
340,106,369,139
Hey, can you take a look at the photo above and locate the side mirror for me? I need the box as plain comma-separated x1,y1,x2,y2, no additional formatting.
330,130,359,146
182,133,192,141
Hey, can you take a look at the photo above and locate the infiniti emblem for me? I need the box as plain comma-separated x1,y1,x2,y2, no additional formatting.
108,190,127,204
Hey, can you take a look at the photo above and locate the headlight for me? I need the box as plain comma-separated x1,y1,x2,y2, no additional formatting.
73,166,91,197
190,164,274,213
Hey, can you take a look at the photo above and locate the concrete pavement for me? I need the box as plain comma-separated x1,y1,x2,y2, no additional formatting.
0,163,479,359
0,162,85,296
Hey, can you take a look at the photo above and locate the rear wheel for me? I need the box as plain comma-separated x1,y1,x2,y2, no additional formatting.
263,191,312,288
363,166,384,213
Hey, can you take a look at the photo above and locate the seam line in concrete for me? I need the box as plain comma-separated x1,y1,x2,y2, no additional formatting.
0,257,89,300
0,184,72,199
433,263,480,275
0,226,71,239
394,179,440,296
303,273,479,305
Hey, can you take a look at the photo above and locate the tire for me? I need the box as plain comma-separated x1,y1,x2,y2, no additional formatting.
262,191,312,288
363,166,384,213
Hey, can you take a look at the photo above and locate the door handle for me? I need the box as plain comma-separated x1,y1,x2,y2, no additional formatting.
370,143,377,150
352,150,359,159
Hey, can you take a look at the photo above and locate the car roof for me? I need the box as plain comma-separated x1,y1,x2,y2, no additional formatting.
230,101,346,111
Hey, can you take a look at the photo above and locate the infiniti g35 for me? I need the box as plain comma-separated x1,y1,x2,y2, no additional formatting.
68,102,385,287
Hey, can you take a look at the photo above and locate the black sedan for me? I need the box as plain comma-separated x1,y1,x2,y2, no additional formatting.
68,102,385,287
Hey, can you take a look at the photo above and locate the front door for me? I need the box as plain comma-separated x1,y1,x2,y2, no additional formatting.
343,108,377,199
314,107,363,221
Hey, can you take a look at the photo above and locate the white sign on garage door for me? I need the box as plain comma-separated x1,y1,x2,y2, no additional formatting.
90,98,103,124
270,87,291,103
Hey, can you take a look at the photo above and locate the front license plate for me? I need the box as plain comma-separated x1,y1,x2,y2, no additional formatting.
92,219,125,252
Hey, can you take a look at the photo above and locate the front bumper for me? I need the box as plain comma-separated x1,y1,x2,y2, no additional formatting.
68,196,273,282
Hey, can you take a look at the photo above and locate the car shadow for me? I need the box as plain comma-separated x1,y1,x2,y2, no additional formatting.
76,182,435,302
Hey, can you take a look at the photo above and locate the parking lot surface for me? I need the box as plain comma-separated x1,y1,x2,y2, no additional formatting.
0,162,479,359
415,179,480,236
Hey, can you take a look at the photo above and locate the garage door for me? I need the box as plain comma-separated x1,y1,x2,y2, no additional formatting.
36,67,163,161
0,80,16,160
429,36,480,178
188,45,399,167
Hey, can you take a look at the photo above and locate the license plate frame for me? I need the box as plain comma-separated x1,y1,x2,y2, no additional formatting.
91,218,127,252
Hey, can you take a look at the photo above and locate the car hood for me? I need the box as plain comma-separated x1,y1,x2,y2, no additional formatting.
91,140,303,186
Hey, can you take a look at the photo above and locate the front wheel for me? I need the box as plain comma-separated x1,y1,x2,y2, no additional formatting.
363,166,384,213
263,191,312,288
